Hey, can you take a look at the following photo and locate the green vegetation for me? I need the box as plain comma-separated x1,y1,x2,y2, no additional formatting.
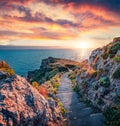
68,73,76,80
48,69,58,80
58,101,67,114
101,52,109,60
113,55,120,63
73,85,79,93
99,76,110,88
104,96,120,126
108,41,120,58
109,41,120,54
112,67,120,79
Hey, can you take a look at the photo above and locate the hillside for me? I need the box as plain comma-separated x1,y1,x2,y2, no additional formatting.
27,57,80,84
69,37,120,126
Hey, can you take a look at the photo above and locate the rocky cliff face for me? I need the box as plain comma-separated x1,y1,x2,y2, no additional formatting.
0,62,63,126
76,37,120,111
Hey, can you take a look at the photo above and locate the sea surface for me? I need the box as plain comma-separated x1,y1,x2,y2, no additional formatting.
0,49,93,76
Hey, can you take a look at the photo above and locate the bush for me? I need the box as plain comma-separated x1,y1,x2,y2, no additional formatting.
73,86,79,93
104,107,120,126
32,81,39,89
38,86,48,98
113,55,120,63
99,76,110,88
6,69,15,75
48,69,58,80
112,67,120,79
108,41,120,55
58,101,66,114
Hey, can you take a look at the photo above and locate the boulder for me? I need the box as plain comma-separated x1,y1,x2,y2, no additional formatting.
0,75,63,126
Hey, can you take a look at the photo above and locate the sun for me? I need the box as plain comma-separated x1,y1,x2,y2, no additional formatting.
76,41,89,48
80,42,88,48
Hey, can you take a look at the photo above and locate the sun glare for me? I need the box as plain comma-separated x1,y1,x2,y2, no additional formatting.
77,41,89,48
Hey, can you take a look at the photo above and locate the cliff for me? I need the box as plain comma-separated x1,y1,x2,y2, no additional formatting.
28,57,80,84
69,37,120,126
0,62,63,126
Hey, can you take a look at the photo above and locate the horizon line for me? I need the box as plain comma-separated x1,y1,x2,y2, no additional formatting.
0,45,94,50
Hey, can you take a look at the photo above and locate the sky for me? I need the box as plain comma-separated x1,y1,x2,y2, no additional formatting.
0,0,120,48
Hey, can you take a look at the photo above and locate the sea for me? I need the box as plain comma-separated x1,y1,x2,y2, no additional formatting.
0,49,93,76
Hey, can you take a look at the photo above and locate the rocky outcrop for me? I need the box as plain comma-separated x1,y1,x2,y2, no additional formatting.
76,37,120,111
0,64,63,126
28,57,79,84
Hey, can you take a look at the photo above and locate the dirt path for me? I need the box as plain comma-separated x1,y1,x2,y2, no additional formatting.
57,73,104,126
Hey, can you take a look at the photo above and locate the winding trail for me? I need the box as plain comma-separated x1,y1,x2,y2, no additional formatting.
57,73,104,126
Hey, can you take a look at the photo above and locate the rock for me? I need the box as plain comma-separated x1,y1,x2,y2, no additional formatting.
0,71,7,80
27,57,79,83
117,50,120,56
89,48,102,65
113,37,120,43
98,87,105,94
0,75,63,126
76,37,120,111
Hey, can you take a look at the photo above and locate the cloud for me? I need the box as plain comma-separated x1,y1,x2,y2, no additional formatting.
0,0,119,47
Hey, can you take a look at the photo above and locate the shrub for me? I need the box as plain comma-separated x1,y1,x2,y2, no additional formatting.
112,67,120,79
108,41,120,56
104,106,120,126
99,76,110,88
0,61,15,76
6,69,15,75
53,83,59,89
113,55,120,63
73,86,79,93
32,81,39,89
58,101,66,114
101,52,109,60
48,69,58,80
38,86,48,98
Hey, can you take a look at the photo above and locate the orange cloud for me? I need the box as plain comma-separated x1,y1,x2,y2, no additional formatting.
0,0,119,47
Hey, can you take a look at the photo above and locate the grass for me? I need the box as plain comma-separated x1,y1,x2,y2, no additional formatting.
58,101,67,114
113,55,120,63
